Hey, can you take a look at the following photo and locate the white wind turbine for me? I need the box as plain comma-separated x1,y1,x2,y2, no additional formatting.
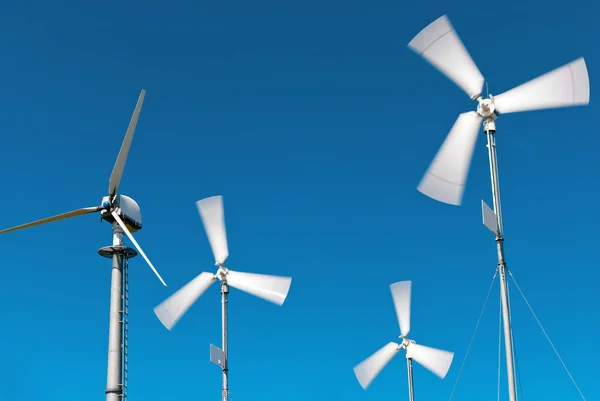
354,281,454,401
408,14,590,401
0,90,166,401
153,195,292,401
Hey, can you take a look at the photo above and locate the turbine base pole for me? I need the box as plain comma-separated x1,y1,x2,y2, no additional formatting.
221,281,230,401
407,357,415,401
98,223,138,401
485,127,517,401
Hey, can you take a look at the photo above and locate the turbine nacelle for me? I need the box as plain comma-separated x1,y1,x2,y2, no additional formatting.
100,194,143,233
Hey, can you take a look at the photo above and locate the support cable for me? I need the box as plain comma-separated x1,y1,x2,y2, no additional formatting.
507,271,586,401
448,269,498,401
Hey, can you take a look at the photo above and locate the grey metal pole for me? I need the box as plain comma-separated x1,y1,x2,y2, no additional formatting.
485,127,517,401
106,223,124,401
407,357,415,401
221,282,230,401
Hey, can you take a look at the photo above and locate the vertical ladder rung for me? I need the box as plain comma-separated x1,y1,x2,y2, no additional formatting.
121,257,129,401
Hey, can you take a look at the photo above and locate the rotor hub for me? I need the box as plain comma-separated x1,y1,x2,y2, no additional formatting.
216,266,228,281
477,97,497,119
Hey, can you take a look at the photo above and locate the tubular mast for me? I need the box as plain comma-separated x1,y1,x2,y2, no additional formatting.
407,357,415,401
485,123,517,401
99,223,138,401
221,281,230,401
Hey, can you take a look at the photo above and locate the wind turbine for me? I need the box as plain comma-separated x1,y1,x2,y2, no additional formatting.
0,90,166,401
407,14,590,401
153,195,292,401
353,281,454,401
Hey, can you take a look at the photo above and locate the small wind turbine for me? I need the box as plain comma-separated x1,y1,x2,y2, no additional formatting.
353,281,454,401
407,15,590,401
0,90,166,401
153,195,292,401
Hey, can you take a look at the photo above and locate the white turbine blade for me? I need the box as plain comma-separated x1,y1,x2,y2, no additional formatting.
390,281,411,337
0,206,101,235
418,111,482,206
108,90,146,198
153,272,217,330
225,270,292,305
406,343,454,379
196,196,229,266
493,58,590,114
408,15,485,100
353,342,400,390
111,211,167,286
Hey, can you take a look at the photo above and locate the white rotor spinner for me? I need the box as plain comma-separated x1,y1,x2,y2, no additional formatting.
400,337,416,347
476,95,498,133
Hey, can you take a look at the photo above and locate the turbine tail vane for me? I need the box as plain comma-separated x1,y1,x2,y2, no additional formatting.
481,200,499,235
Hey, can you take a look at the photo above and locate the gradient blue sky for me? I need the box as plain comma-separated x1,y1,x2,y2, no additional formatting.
0,1,597,401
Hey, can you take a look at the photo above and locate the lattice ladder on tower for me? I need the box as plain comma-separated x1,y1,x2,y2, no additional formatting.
120,256,130,401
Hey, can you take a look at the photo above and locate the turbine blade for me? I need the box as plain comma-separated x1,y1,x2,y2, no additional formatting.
196,196,229,265
406,343,454,379
408,15,485,100
111,211,167,286
108,90,146,198
418,111,482,206
390,281,411,337
153,272,217,330
353,342,400,390
0,206,101,235
493,58,590,114
225,270,291,305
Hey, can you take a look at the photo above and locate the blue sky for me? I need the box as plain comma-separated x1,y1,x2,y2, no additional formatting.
0,1,597,401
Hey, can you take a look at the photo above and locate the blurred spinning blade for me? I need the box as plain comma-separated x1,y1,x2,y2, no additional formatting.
408,15,485,100
406,342,454,379
226,270,292,305
418,111,482,205
493,57,590,114
153,272,217,330
197,196,229,266
353,342,400,390
390,281,411,337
